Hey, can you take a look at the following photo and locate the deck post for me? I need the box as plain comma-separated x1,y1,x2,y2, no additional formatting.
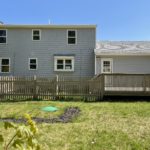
143,74,146,92
100,74,104,100
33,75,38,99
56,75,59,96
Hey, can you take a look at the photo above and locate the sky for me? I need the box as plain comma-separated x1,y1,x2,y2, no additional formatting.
0,0,150,41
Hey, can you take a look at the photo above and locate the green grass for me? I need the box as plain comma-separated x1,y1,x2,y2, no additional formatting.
0,101,150,150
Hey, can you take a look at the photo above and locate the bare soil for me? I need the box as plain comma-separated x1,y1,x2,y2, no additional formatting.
0,107,80,124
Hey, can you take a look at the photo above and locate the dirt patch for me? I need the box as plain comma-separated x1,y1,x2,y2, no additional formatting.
0,107,80,124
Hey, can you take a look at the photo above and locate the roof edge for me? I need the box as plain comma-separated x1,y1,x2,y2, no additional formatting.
95,51,150,56
0,24,97,29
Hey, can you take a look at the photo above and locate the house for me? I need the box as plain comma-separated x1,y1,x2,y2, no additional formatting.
95,41,150,75
0,24,96,77
1,24,150,78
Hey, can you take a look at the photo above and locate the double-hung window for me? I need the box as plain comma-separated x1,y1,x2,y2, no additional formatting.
0,30,7,43
29,58,37,70
101,58,113,73
0,58,10,73
54,56,74,71
67,30,77,44
32,29,41,41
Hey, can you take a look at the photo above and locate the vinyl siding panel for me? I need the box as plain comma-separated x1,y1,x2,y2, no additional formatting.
96,56,150,74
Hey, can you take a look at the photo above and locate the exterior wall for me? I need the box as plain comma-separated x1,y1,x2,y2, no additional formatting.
0,28,95,77
96,56,150,74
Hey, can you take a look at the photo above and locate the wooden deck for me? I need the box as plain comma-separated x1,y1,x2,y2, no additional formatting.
101,74,150,97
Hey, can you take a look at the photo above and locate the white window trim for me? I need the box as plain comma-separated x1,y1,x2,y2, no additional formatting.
28,58,38,70
54,56,74,72
0,29,7,44
0,58,10,73
101,58,113,74
67,30,77,45
32,29,41,41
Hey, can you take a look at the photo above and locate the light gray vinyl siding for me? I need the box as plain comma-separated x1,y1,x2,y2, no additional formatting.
96,56,150,74
0,28,95,77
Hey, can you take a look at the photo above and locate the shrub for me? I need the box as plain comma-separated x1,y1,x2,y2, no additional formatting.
0,114,41,150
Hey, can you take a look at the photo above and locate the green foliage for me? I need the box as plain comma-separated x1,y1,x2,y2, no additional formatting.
0,134,4,143
0,114,41,150
4,122,16,130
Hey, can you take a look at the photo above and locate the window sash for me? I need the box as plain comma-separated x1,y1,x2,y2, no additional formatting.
0,30,7,43
33,30,40,35
68,31,76,37
0,30,6,36
29,58,37,70
0,58,10,73
30,65,37,69
68,38,76,44
67,30,77,44
0,37,6,43
32,30,41,40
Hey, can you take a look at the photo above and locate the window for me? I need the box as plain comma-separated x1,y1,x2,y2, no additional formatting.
0,58,10,73
101,58,113,73
32,30,41,41
103,61,110,72
29,58,37,70
67,30,77,44
54,56,74,71
0,30,7,43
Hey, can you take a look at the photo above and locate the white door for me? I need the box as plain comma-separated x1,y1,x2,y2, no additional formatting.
101,58,113,86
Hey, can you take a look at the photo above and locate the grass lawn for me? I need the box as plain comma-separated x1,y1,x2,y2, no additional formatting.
0,101,150,150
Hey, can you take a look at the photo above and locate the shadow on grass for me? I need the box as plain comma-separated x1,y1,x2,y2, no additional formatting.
0,98,42,103
102,96,150,102
0,96,150,103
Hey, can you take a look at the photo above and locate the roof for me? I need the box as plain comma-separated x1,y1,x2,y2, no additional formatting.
95,41,150,56
0,24,96,29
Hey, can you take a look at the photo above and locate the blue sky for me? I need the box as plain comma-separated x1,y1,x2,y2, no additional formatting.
1,0,150,40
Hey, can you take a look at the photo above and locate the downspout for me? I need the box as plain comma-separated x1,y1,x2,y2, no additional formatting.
94,27,97,76
13,52,15,76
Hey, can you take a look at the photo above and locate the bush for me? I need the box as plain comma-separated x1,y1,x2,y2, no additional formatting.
0,114,41,150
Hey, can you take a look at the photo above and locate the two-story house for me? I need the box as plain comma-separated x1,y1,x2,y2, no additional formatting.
0,24,96,77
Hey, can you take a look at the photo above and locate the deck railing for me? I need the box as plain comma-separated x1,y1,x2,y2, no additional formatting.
103,74,150,96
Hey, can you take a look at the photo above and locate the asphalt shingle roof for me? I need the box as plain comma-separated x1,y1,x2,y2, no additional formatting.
95,41,150,55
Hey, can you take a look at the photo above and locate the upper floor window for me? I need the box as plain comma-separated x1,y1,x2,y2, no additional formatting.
67,30,77,45
32,29,41,41
0,58,10,73
29,58,38,70
54,56,74,71
0,30,7,43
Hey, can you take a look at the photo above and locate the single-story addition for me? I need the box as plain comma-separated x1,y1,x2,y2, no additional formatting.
95,41,150,75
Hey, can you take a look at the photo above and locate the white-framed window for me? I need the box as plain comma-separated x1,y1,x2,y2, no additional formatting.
0,30,7,44
101,58,113,73
29,58,38,70
54,56,74,71
0,58,10,73
32,29,41,41
67,30,77,45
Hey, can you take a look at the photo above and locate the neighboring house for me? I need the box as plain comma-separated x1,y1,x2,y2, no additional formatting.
0,24,96,77
95,41,150,75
